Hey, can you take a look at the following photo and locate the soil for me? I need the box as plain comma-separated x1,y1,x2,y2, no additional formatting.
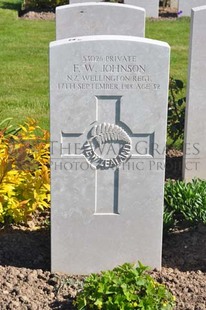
19,10,55,20
0,219,205,309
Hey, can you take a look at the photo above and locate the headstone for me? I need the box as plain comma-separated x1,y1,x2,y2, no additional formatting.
50,35,170,274
178,0,206,16
56,3,145,40
124,0,159,17
183,6,206,181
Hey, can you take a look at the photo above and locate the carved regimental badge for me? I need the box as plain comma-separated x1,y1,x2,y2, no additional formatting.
82,123,132,169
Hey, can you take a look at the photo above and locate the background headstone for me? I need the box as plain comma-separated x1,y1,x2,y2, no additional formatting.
183,6,206,181
50,35,170,274
178,0,206,16
56,3,145,40
124,0,159,17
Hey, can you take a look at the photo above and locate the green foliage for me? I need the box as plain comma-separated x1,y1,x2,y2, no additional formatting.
22,0,68,10
75,262,175,310
167,77,186,147
0,118,21,136
164,179,206,230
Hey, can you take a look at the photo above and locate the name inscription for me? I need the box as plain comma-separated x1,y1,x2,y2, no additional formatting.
57,55,161,91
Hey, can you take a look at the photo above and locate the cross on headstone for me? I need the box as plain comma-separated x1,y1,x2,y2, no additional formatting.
62,95,154,215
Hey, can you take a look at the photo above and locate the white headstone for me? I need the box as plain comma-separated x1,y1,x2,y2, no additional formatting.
178,0,206,16
50,35,170,274
56,3,145,40
183,6,206,181
124,0,159,17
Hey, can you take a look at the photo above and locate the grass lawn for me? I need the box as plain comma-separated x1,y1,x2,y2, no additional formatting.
0,0,55,129
0,1,190,130
146,17,190,84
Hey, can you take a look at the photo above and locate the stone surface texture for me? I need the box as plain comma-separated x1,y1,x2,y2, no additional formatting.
50,35,170,274
183,6,206,181
56,3,145,40
124,0,159,17
178,0,206,16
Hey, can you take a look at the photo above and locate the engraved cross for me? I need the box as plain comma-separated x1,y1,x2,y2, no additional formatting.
61,95,154,215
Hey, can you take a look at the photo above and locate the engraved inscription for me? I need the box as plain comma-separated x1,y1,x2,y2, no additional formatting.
57,55,161,91
83,123,132,169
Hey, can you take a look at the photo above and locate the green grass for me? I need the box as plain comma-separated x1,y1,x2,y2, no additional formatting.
0,0,55,129
146,17,190,85
0,2,190,130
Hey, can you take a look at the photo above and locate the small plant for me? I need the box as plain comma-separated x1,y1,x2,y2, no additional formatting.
163,207,176,232
0,118,50,224
54,275,84,297
164,179,206,230
167,77,186,148
75,262,175,310
0,118,20,136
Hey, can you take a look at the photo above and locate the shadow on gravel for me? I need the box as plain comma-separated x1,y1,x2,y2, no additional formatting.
1,223,205,274
0,228,50,270
163,225,206,272
50,300,75,310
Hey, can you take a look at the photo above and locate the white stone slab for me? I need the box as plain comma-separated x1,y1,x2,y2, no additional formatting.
124,0,159,17
56,3,145,40
183,6,206,181
50,35,170,274
178,0,206,16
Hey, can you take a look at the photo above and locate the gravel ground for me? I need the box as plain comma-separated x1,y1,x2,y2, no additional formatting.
19,10,55,20
0,220,205,309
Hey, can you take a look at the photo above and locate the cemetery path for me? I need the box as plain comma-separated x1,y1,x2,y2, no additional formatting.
0,219,205,309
